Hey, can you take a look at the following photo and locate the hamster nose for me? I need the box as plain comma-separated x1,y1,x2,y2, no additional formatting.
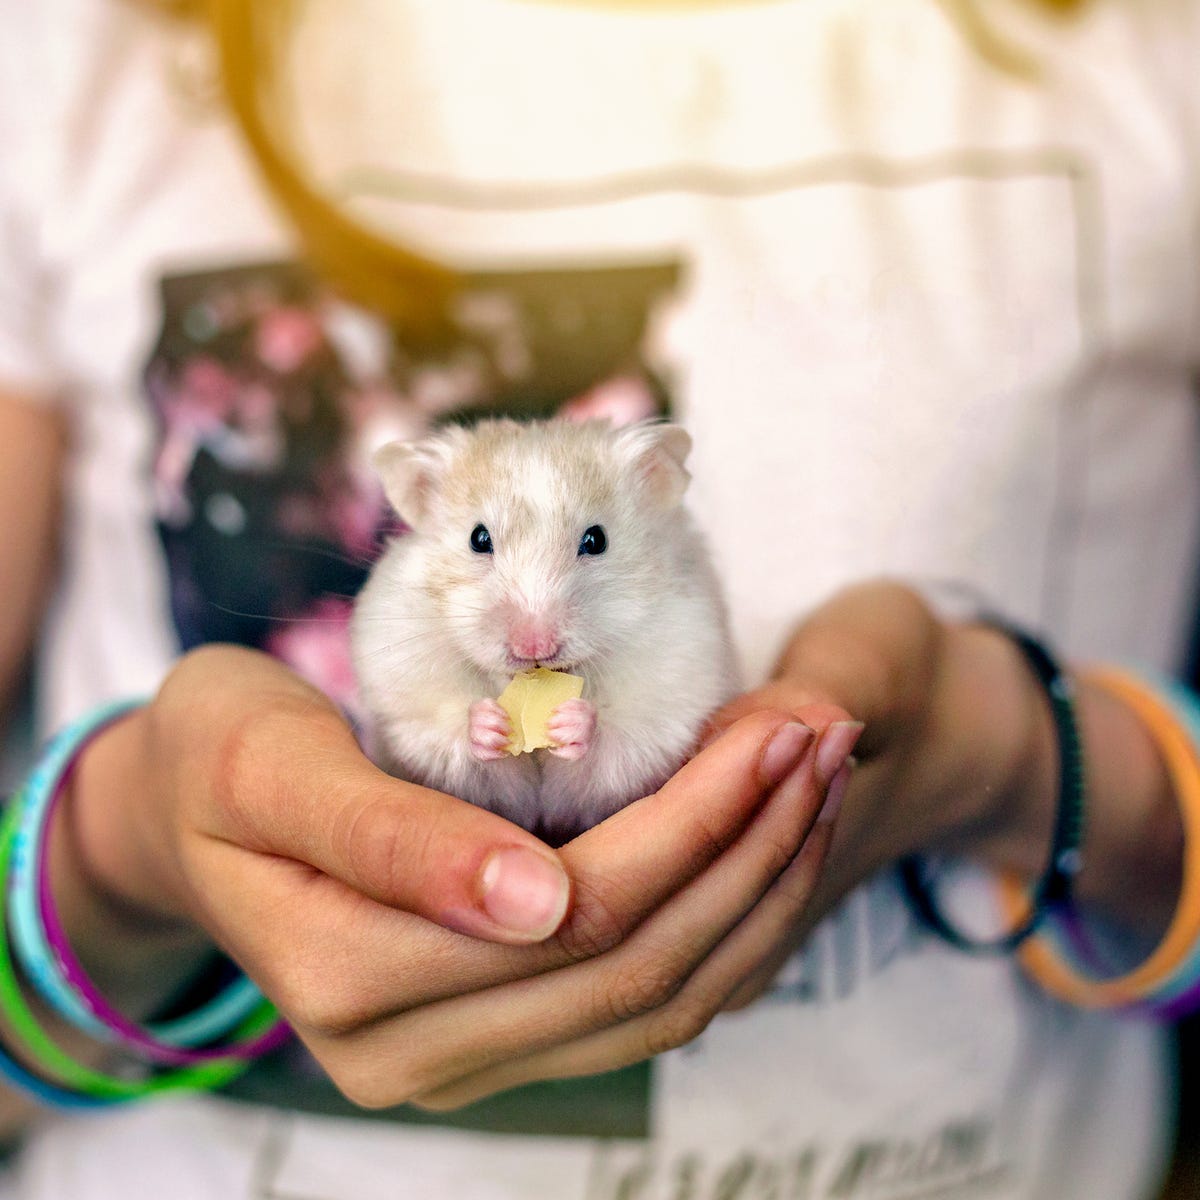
507,621,561,663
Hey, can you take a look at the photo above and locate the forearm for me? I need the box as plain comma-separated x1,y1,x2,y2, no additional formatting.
52,706,213,1002
768,585,1186,941
860,623,1183,935
0,395,66,722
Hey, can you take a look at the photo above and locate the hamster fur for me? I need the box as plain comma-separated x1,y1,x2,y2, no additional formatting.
351,418,739,844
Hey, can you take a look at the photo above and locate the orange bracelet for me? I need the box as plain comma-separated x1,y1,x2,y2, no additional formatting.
996,667,1200,1007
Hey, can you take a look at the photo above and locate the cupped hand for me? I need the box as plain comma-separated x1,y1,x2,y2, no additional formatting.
67,645,854,1111
705,579,1057,1009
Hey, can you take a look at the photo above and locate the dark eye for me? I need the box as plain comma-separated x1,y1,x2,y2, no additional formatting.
470,524,494,554
578,525,607,556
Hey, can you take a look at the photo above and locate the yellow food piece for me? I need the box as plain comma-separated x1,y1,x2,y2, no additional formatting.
496,667,585,755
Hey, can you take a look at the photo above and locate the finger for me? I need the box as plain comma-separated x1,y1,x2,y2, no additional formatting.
188,712,826,1030
311,730,828,1109
701,685,855,755
772,581,944,755
720,765,855,1012
702,683,808,744
415,804,839,1110
196,702,572,944
549,711,817,961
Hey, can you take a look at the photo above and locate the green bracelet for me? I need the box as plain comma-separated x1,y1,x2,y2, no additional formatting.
0,799,275,1100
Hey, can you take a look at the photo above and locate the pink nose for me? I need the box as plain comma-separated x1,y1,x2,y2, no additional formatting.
508,621,561,662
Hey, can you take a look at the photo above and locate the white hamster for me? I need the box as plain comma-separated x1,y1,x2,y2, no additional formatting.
351,417,739,844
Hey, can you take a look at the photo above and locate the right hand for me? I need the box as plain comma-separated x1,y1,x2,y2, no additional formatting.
63,644,848,1109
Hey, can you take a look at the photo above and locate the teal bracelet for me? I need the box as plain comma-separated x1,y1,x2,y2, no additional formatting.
7,699,265,1050
0,795,277,1104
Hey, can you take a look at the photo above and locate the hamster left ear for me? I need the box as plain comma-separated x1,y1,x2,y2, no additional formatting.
617,421,692,508
372,440,439,527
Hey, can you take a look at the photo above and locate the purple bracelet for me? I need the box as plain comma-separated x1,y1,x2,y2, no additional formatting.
36,762,291,1065
1054,904,1200,1021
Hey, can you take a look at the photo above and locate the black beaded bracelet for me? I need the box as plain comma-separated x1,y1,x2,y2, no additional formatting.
898,618,1086,955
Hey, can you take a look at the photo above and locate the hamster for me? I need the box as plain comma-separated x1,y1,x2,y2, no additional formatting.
351,417,739,844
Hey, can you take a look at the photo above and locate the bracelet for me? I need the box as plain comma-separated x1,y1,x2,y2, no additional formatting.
1046,671,1200,1018
996,667,1200,1014
0,699,290,1104
7,699,278,1062
898,617,1085,954
6,700,286,1064
0,797,278,1102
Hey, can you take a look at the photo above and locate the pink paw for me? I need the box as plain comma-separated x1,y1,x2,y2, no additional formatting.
546,698,597,761
469,698,513,762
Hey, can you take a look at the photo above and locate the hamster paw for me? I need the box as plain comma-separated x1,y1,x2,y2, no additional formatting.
546,698,596,761
469,698,513,761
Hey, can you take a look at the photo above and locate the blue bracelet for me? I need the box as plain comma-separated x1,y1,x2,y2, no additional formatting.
0,1033,119,1110
6,699,263,1048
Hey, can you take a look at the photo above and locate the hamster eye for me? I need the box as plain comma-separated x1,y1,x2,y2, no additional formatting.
578,525,607,556
470,524,494,554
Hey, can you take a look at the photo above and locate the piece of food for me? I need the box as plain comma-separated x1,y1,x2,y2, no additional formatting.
496,667,585,755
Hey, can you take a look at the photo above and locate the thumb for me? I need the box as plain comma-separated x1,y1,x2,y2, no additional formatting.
199,703,571,946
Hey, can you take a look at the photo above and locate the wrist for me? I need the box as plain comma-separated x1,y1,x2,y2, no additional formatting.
51,705,210,1007
950,624,1056,868
909,623,1059,864
1070,677,1183,932
941,627,1183,936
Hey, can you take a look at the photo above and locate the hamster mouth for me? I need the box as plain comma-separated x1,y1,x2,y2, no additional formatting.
506,653,577,673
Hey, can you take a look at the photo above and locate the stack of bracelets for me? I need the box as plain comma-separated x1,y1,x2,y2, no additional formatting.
0,699,290,1108
900,617,1200,1020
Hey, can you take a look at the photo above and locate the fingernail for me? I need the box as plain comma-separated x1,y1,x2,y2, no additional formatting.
760,722,816,786
818,761,853,824
816,721,864,783
479,848,570,939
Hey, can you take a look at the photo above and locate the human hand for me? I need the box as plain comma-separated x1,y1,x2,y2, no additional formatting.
706,580,1058,1008
65,645,853,1110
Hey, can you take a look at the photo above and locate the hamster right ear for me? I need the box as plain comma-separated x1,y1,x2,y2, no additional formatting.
372,441,439,526
614,421,693,508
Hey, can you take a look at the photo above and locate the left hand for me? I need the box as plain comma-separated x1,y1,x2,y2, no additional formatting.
429,576,1184,1101
706,579,1073,1009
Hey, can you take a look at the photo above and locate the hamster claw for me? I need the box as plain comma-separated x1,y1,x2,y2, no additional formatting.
469,698,513,761
546,698,597,761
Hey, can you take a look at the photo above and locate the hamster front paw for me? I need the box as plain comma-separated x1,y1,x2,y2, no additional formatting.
468,698,514,761
546,698,597,761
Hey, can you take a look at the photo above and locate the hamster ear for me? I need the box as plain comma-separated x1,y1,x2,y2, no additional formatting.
372,441,440,526
615,421,692,508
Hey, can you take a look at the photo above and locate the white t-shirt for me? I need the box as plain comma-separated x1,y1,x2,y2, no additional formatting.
1,1,1197,1197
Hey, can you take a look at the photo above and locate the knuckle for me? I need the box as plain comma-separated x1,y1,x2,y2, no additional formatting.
644,996,714,1057
602,956,686,1022
555,875,630,962
758,832,799,882
681,811,732,876
284,988,369,1042
337,797,436,900
317,1034,432,1111
259,953,370,1040
209,712,275,840
410,1091,472,1114
324,1059,417,1111
210,701,342,843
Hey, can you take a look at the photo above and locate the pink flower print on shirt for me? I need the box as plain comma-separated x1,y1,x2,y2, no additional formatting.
255,307,327,374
